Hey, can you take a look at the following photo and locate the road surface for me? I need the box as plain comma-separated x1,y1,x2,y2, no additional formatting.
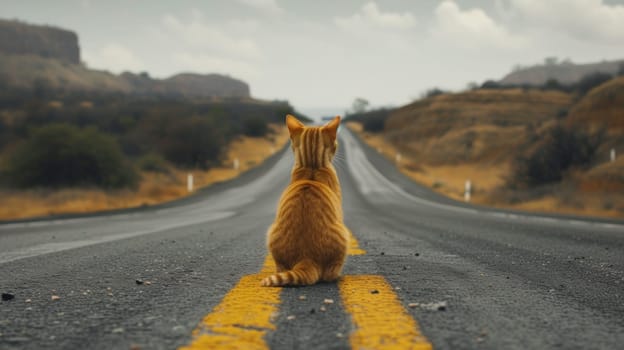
1,129,623,350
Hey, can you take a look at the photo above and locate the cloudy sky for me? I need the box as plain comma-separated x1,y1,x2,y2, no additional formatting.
2,0,624,117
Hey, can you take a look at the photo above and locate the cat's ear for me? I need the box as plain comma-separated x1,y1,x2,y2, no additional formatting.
323,116,341,141
286,114,304,138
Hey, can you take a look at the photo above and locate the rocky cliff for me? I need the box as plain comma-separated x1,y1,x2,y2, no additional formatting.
161,73,250,98
0,19,251,99
0,19,80,64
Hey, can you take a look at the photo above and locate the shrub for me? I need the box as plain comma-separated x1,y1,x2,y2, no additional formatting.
423,88,446,98
512,125,602,186
480,80,501,89
344,108,394,133
158,116,226,169
576,72,613,96
138,153,170,173
243,117,269,137
362,113,388,133
7,124,138,188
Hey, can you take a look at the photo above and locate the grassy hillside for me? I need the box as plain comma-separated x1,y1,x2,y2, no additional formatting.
567,76,624,134
385,89,571,164
350,78,624,218
565,76,624,197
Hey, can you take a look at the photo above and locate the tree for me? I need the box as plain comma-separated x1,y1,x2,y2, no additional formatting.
351,98,369,114
423,87,446,98
466,81,479,90
544,57,558,66
512,64,525,72
157,116,226,169
543,78,563,91
481,80,501,89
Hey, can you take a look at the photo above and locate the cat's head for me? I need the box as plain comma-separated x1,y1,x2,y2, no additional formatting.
286,114,340,168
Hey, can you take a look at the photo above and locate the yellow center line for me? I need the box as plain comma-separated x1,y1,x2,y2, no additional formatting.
348,228,367,255
179,256,280,350
339,275,433,350
181,228,430,349
180,228,364,349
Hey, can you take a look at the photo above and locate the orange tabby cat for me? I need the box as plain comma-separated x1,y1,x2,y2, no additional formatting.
261,114,349,287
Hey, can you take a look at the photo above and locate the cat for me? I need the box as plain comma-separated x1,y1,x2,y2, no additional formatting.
261,114,349,287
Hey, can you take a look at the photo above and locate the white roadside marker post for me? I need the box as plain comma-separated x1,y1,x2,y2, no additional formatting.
611,148,616,163
464,179,472,202
187,173,194,193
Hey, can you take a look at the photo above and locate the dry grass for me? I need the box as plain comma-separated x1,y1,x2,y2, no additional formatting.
348,122,508,202
347,122,624,219
0,125,290,221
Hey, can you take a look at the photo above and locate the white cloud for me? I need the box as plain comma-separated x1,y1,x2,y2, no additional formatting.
237,0,284,15
510,0,624,44
431,1,527,49
157,11,263,80
334,1,417,31
162,12,261,59
83,43,145,73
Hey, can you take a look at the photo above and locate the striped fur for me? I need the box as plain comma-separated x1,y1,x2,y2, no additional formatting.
262,115,349,287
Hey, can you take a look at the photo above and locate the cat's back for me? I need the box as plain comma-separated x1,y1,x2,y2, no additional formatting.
275,179,342,225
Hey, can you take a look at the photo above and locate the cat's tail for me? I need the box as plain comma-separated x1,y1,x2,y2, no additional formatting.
261,259,320,287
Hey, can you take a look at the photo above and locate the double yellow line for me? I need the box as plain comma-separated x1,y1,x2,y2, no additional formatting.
180,234,431,350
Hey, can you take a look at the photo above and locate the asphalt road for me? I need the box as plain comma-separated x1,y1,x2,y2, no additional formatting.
1,129,623,350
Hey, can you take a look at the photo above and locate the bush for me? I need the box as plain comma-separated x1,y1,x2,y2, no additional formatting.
158,116,226,169
542,78,564,91
423,88,446,98
6,124,138,188
344,108,393,133
512,125,601,186
576,72,613,96
243,117,269,137
362,113,388,133
480,80,501,89
138,153,170,173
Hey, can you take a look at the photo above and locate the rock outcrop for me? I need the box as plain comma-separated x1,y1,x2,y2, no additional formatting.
0,19,80,64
